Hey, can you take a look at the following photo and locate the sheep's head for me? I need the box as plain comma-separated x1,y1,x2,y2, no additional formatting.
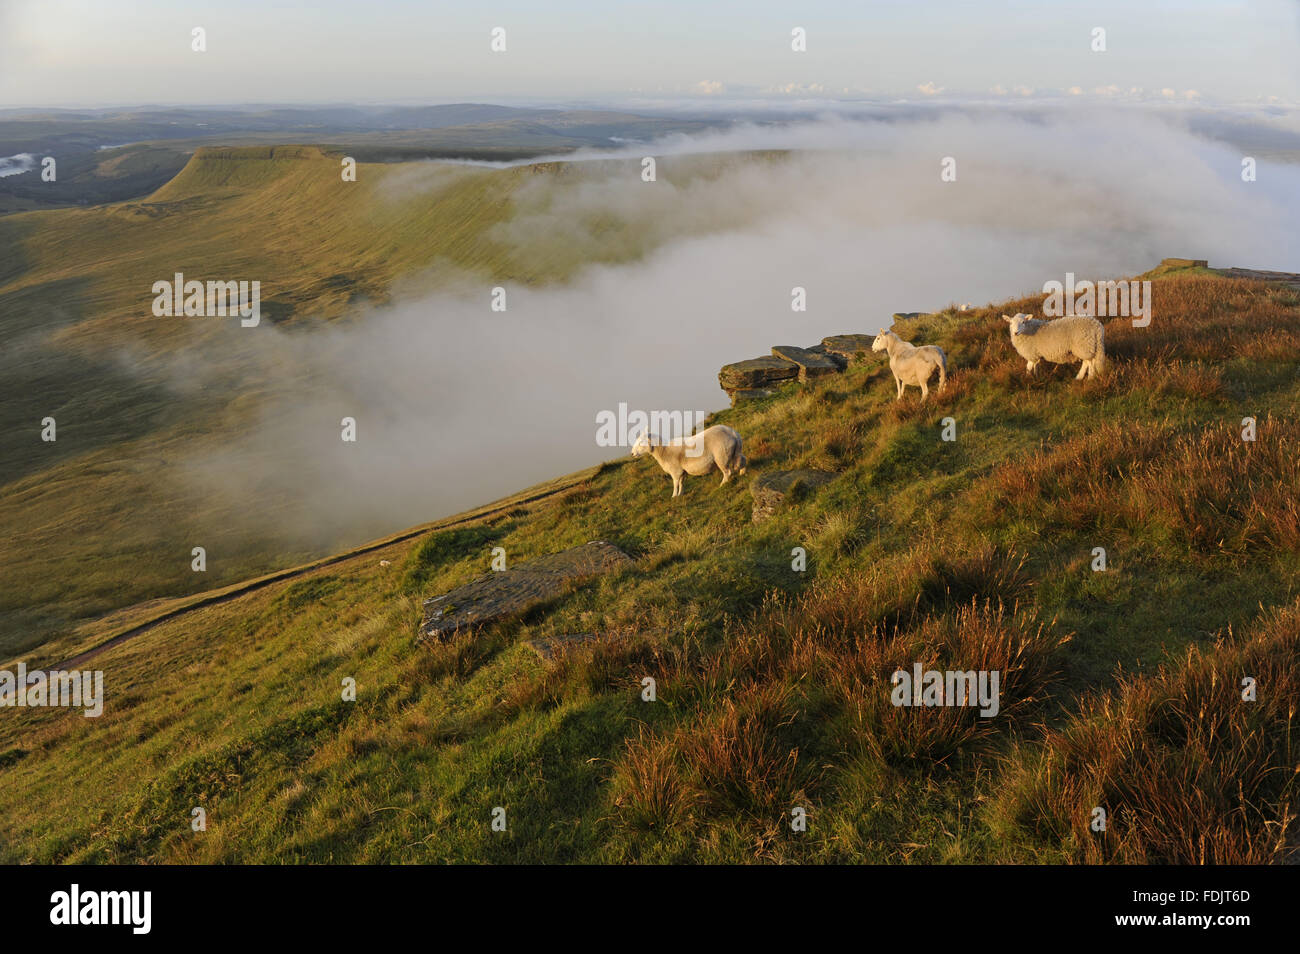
1002,313,1034,335
630,431,656,458
871,329,894,351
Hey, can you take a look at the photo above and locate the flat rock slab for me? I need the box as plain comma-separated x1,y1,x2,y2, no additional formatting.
751,468,836,523
821,334,877,363
419,541,632,643
718,355,800,392
771,345,844,381
523,633,603,662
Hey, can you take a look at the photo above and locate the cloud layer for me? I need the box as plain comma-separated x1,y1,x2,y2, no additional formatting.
154,111,1300,547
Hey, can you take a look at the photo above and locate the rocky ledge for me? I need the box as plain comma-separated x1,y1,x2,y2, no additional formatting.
719,323,930,405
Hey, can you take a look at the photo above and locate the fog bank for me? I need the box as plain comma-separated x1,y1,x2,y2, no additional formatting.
153,111,1300,547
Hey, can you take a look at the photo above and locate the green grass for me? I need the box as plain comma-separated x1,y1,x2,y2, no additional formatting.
1,147,1297,863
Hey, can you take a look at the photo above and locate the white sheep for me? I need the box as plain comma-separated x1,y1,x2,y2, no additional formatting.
631,424,747,498
872,329,948,401
1002,313,1107,380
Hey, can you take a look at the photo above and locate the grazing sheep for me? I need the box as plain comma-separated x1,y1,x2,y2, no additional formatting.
1002,313,1107,380
872,329,948,401
631,424,747,498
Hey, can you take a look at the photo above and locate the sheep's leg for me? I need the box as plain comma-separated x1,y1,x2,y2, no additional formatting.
1026,360,1036,374
919,377,929,401
672,473,684,497
1075,361,1088,380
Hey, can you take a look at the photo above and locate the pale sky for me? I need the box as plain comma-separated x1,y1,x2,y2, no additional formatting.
1,0,1298,108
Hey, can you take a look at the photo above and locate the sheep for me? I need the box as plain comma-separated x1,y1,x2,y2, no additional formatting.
871,329,948,401
630,424,747,498
1002,313,1107,380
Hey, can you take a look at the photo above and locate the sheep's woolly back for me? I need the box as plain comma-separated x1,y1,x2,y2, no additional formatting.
1010,315,1105,362
632,424,747,497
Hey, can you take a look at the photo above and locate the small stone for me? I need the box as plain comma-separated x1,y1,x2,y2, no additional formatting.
523,633,602,661
750,468,835,523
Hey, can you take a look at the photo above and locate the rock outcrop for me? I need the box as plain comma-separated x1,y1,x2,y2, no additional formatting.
819,334,877,365
419,541,632,642
1214,266,1300,289
718,319,936,404
771,345,845,380
720,338,868,404
718,355,801,403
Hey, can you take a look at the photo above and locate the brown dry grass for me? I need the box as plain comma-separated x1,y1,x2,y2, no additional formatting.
989,415,1300,553
991,601,1300,864
609,543,1066,832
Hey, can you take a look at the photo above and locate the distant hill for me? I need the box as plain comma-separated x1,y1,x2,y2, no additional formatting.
0,105,724,213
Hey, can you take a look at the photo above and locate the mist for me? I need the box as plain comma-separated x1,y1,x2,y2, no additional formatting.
152,110,1300,549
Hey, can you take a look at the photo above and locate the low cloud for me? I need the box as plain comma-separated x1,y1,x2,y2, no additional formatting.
143,111,1300,549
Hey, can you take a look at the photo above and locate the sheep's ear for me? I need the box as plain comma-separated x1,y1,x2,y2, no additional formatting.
1001,314,1013,322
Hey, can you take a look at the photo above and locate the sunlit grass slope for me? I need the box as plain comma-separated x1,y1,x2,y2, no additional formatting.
2,271,1296,863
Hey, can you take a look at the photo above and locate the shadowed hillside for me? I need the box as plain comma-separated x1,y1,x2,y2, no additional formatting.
0,146,778,655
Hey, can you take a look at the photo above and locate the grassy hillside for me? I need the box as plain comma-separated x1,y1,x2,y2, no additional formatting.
2,270,1296,863
0,145,768,655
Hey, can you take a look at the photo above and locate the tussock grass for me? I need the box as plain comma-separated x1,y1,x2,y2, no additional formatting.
990,601,1300,864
